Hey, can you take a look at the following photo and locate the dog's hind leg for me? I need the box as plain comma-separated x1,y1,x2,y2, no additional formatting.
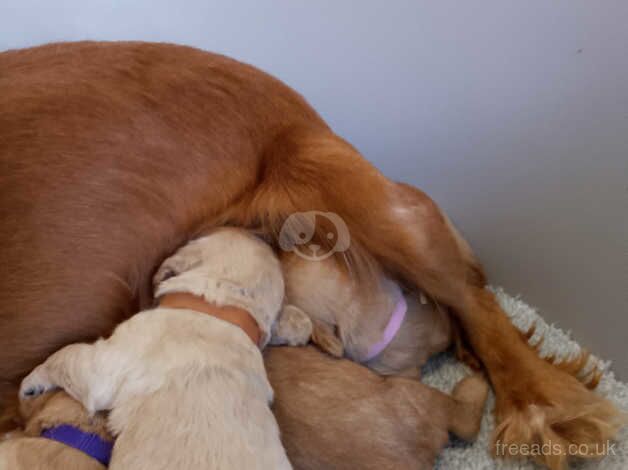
383,183,626,468
241,128,626,469
364,187,624,469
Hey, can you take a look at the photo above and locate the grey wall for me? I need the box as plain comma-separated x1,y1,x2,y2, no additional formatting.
2,1,627,376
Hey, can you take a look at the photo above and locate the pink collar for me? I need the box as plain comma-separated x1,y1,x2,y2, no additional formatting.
364,291,407,361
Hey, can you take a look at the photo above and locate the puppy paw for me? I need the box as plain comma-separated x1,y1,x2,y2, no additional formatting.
270,305,313,346
19,366,56,400
311,321,344,358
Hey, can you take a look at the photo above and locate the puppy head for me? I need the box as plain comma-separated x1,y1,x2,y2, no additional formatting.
278,211,350,261
154,228,285,348
281,253,399,360
282,252,451,371
153,233,220,288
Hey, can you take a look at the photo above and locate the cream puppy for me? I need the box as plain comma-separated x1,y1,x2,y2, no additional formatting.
19,228,292,470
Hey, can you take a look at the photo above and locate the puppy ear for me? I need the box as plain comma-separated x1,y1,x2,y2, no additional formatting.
152,263,180,291
270,305,313,346
311,320,344,358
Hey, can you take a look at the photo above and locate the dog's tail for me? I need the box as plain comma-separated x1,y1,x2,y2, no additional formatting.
214,128,380,285
215,126,476,304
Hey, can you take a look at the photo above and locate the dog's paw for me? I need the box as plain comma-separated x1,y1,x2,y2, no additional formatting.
492,364,628,470
270,305,313,346
19,366,56,400
311,321,344,358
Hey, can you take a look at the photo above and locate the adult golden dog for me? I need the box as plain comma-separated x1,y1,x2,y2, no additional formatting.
0,41,622,469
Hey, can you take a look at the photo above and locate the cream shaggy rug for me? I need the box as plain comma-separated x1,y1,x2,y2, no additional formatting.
424,288,628,469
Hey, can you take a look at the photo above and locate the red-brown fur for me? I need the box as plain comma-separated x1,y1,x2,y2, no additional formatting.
0,41,624,468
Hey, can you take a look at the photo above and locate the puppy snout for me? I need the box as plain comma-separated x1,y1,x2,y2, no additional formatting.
308,243,320,253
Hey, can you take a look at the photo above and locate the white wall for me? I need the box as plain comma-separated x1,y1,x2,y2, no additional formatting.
2,1,627,376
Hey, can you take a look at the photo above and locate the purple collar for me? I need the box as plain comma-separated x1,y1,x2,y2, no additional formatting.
41,425,113,466
364,289,408,361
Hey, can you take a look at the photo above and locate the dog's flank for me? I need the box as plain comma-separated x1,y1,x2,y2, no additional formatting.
0,41,624,469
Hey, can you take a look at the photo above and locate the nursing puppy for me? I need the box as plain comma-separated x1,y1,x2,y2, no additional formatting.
266,346,489,470
18,228,291,470
276,253,454,378
0,391,112,470
2,349,484,470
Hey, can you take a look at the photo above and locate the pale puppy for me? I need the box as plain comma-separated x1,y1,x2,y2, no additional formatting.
19,228,292,470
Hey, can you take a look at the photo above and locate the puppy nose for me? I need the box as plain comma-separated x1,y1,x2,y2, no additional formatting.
309,243,320,253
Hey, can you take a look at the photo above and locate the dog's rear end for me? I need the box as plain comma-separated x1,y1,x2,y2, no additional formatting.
265,346,488,470
0,391,110,470
1,41,624,469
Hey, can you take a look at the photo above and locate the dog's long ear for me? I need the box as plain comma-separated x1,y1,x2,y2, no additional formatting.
311,320,344,358
270,305,312,346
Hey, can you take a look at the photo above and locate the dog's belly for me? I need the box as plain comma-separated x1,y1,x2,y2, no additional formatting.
0,41,325,398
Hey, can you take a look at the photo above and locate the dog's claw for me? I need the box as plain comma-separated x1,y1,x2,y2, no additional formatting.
21,382,56,399
21,385,45,398
22,386,45,398
20,366,55,399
